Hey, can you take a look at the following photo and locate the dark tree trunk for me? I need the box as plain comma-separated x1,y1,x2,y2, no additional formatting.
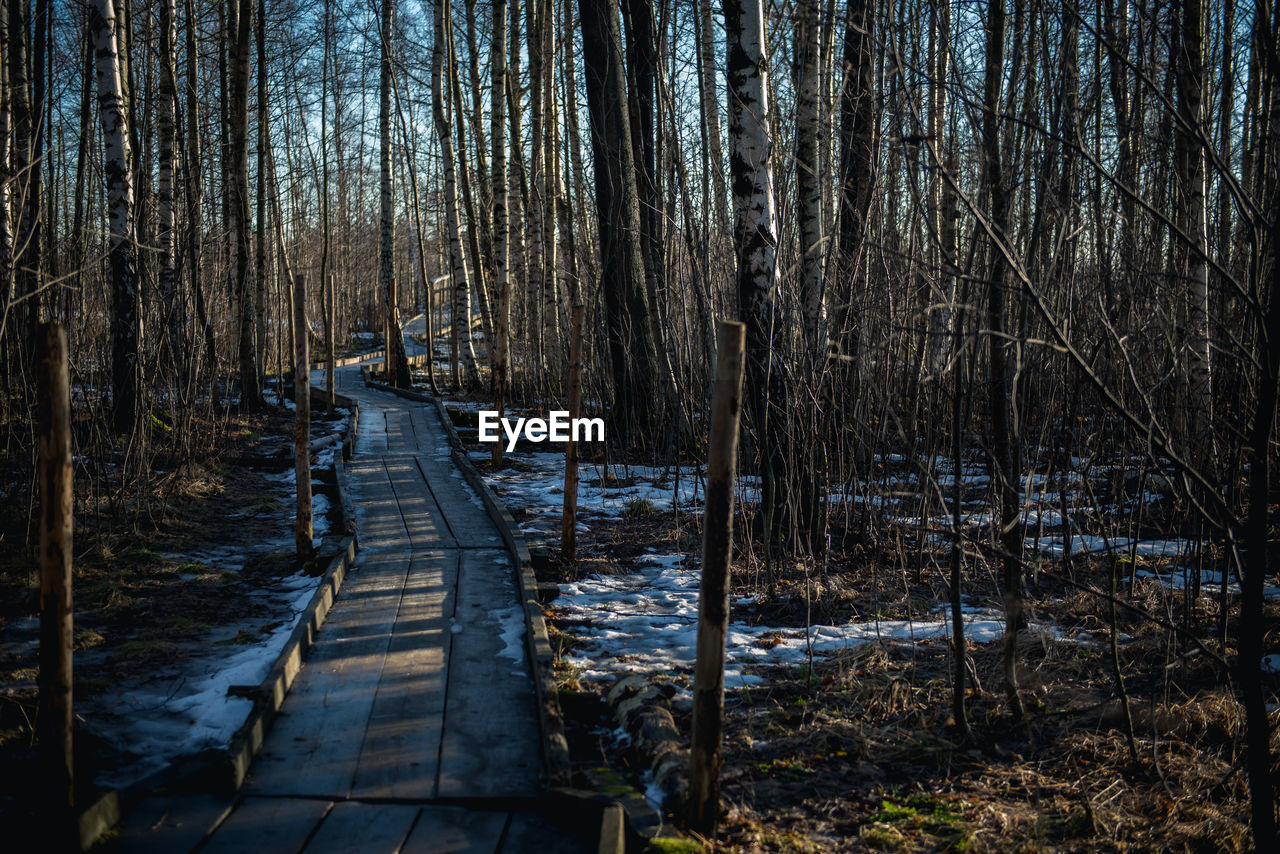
230,0,261,409
578,0,658,443
381,0,410,388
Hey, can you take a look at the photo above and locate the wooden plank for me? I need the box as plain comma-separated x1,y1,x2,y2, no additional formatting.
404,400,452,460
353,403,389,456
398,806,508,854
381,456,459,551
348,458,411,548
498,812,592,854
382,409,410,453
437,549,541,798
399,409,424,450
414,453,504,548
398,403,501,548
351,551,456,799
301,802,420,854
111,793,235,854
243,551,410,797
200,797,331,854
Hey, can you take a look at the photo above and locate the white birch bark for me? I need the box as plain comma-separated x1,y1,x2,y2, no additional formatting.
492,0,510,452
434,0,479,387
92,0,140,431
725,0,780,330
526,0,546,372
0,10,11,322
158,0,181,375
725,0,783,539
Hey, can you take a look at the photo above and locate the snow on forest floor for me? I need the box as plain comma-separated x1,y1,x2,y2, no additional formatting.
0,405,354,791
551,551,1017,687
461,419,1254,690
91,407,351,788
84,570,321,788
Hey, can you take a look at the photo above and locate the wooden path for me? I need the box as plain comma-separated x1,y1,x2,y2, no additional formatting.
113,356,586,853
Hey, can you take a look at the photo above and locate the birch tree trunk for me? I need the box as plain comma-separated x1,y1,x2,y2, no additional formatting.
92,0,141,433
157,0,182,381
8,0,38,349
526,0,546,373
0,10,12,351
540,0,559,366
321,0,334,411
448,7,494,347
725,0,786,546
72,25,94,334
507,0,527,367
434,0,480,387
392,69,441,395
462,0,492,240
381,0,411,387
492,0,510,462
255,0,270,393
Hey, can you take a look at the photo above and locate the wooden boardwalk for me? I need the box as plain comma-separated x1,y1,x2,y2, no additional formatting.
113,357,586,853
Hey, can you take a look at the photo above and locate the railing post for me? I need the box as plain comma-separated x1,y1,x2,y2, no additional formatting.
37,322,74,813
688,320,745,838
294,274,314,560
560,303,585,560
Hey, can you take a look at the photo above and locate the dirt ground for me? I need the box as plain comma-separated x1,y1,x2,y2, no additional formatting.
533,501,1273,852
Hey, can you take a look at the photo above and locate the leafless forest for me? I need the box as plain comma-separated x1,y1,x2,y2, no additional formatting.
3,0,1280,848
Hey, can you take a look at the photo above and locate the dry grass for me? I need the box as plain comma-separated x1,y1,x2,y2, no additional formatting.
536,506,1273,852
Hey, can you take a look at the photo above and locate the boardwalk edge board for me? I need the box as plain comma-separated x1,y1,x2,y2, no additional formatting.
75,389,362,851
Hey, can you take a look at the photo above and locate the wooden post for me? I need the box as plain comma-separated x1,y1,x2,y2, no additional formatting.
294,275,314,560
688,320,745,838
325,270,336,413
37,322,74,811
560,303,585,559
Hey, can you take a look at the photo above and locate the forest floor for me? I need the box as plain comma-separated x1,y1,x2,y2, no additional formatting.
436,399,1275,853
0,396,351,830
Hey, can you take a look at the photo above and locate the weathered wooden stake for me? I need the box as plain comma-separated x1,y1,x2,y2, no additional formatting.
294,275,314,560
37,322,74,811
689,320,745,837
560,303,585,560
